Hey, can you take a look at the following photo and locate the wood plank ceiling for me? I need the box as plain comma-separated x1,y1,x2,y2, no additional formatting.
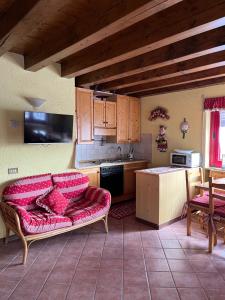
1,0,225,97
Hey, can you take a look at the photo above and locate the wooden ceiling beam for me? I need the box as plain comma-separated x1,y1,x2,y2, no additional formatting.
0,0,40,55
76,26,225,87
24,0,180,71
98,51,225,91
130,76,225,97
117,65,225,94
62,0,225,78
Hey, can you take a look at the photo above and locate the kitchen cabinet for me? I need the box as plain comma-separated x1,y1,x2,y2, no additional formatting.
124,162,148,196
136,168,186,228
117,95,140,143
105,101,117,128
78,167,100,187
93,99,116,136
129,97,141,143
112,161,149,204
93,100,105,127
76,87,93,144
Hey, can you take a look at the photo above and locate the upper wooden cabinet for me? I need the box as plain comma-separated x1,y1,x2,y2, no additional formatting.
76,87,93,144
129,97,141,143
93,100,105,128
117,95,140,143
105,101,116,128
116,95,130,143
93,99,116,135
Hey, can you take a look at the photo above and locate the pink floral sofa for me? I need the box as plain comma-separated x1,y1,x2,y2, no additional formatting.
0,172,111,264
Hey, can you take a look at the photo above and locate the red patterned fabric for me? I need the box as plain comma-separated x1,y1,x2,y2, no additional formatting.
65,186,111,225
8,202,72,235
36,187,69,215
215,206,225,218
3,174,53,210
209,111,222,168
190,194,225,208
204,97,225,110
52,172,89,201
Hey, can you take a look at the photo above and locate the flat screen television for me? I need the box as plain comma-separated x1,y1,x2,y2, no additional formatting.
24,111,73,144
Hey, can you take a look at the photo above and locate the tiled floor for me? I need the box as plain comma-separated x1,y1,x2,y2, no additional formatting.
1,216,225,300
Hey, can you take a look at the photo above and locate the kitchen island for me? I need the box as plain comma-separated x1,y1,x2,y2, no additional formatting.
136,167,186,229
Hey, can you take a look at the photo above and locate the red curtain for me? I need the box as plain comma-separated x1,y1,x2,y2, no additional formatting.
204,97,225,110
209,111,222,168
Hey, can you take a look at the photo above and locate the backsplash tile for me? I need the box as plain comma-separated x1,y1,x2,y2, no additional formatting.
75,134,152,167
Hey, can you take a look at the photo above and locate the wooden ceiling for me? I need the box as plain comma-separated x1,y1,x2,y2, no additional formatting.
1,0,225,97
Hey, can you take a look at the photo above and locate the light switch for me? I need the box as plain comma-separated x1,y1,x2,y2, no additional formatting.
8,168,18,174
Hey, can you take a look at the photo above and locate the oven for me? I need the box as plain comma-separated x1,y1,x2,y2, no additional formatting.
100,165,123,197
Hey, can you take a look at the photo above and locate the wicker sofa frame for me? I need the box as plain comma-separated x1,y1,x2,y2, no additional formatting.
0,201,109,265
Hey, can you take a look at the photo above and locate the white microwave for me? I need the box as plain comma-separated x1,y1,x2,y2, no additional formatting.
170,152,201,168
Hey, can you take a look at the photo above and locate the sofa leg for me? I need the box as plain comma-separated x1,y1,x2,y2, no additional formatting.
103,215,109,233
4,227,10,245
20,235,28,265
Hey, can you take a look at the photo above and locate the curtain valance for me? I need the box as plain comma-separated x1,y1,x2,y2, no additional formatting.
204,97,225,110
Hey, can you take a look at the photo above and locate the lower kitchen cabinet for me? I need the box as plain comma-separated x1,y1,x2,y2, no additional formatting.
78,168,100,187
136,168,186,228
112,161,149,203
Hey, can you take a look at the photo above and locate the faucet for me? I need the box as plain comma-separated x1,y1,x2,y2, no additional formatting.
117,146,122,160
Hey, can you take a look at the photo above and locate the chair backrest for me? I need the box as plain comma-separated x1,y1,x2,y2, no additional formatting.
185,167,204,202
209,170,225,212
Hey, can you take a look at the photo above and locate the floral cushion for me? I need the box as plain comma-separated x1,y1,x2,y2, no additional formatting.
191,194,225,208
36,187,69,215
65,186,111,225
7,202,72,235
3,173,53,210
52,172,89,201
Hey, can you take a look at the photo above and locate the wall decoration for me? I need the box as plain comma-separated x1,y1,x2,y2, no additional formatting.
149,106,170,121
156,125,168,152
180,118,189,139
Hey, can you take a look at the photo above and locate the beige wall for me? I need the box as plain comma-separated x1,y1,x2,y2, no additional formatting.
141,84,225,167
0,53,75,238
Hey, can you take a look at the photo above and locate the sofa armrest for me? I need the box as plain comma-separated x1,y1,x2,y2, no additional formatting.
84,186,111,208
0,202,23,236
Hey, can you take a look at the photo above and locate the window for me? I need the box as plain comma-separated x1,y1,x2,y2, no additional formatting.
209,111,225,168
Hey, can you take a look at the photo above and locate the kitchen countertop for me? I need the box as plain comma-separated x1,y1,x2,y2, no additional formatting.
135,166,185,175
76,159,149,169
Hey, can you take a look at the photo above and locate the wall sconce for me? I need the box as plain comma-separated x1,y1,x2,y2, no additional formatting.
180,118,189,139
28,98,46,109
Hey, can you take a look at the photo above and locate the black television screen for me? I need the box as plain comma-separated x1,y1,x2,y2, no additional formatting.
24,111,73,143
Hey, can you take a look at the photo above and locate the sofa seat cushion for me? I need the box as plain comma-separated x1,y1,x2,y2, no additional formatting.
65,187,111,225
190,194,225,208
10,204,72,235
36,187,69,215
52,172,89,201
3,173,53,210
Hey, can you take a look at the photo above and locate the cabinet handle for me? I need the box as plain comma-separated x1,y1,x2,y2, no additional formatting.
105,121,108,124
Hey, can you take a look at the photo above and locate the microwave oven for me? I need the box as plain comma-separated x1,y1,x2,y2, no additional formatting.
170,152,201,168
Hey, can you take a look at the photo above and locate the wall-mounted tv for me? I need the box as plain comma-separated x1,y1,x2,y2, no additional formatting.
24,111,73,144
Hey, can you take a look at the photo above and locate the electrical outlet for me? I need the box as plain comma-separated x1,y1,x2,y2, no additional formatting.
8,168,18,175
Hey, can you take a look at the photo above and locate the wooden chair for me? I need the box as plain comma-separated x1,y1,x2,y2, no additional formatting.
208,170,225,253
185,167,206,237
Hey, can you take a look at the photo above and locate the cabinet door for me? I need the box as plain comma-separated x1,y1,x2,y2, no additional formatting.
117,95,130,143
124,163,148,195
76,88,93,144
105,101,116,128
94,100,105,128
129,97,141,143
79,168,100,187
124,169,136,195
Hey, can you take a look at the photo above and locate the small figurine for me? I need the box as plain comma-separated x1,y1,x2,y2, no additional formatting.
156,125,168,152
